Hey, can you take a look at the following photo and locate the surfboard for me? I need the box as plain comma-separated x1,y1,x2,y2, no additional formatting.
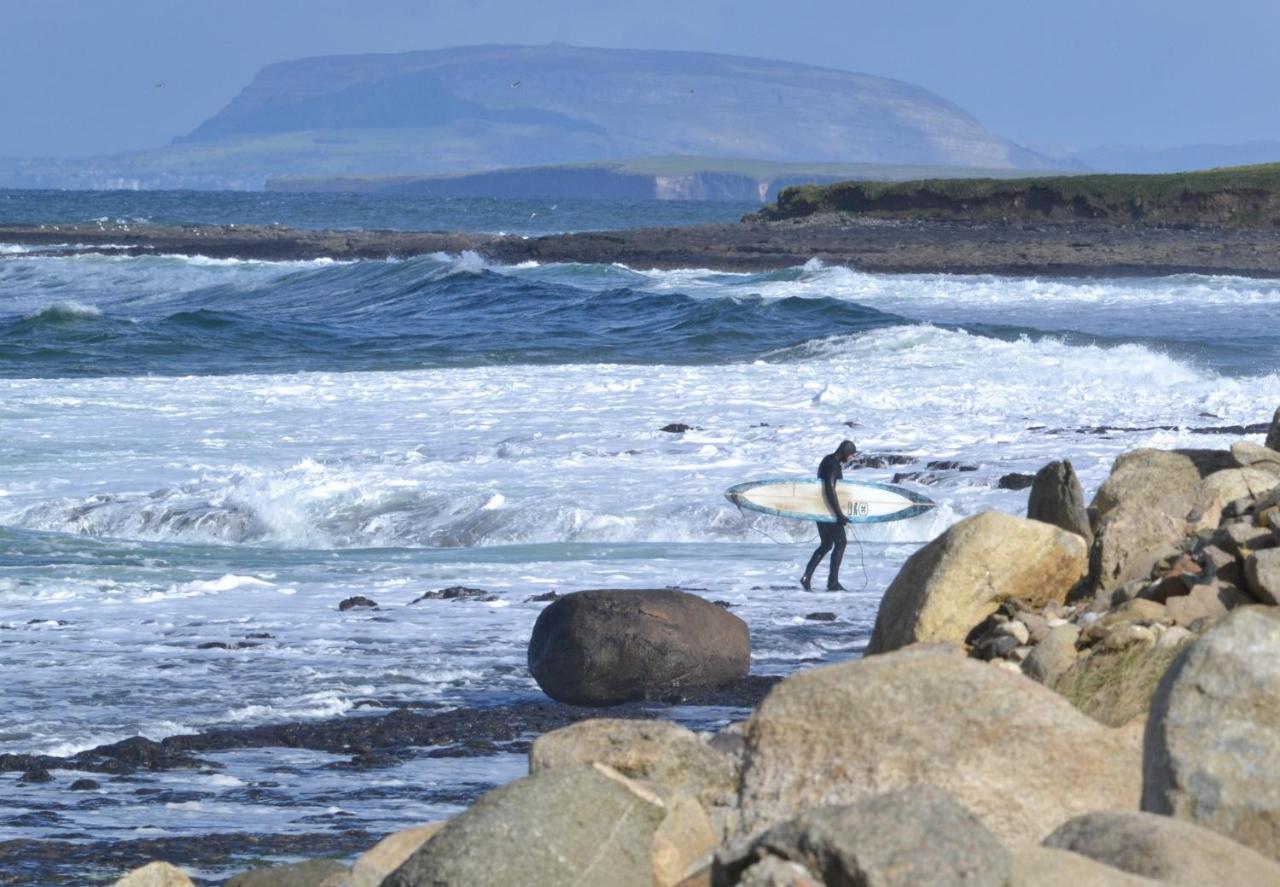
725,477,935,524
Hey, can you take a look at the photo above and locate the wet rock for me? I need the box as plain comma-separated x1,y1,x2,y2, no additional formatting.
530,718,740,839
867,512,1087,654
1143,607,1280,859
1268,406,1280,452
18,766,51,784
224,858,347,887
661,423,696,433
848,452,915,469
891,470,940,485
70,778,101,791
803,611,835,622
716,785,1009,887
1245,549,1280,604
410,586,497,603
926,460,979,471
1045,810,1280,886
528,589,750,706
384,765,714,887
737,645,1141,844
338,596,378,611
112,861,195,887
998,472,1035,490
1027,459,1093,544
524,590,558,603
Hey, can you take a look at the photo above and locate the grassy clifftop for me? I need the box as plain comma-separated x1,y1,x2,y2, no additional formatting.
757,163,1280,227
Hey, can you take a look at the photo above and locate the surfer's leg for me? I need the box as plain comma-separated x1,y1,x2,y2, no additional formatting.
802,523,833,590
827,525,847,590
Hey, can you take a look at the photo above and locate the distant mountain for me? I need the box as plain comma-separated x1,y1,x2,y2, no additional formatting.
1067,141,1280,174
0,44,1056,191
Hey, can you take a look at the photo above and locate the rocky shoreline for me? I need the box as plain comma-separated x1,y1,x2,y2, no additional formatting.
4,216,1280,276
96,410,1280,885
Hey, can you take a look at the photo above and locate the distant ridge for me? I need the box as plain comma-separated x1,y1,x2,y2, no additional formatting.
0,44,1059,190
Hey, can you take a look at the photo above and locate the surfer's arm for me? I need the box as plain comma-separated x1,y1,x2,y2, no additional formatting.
819,465,847,524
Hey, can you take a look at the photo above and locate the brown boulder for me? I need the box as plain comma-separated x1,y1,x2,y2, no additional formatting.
737,645,1141,844
867,512,1087,654
1045,810,1280,886
1009,846,1162,886
528,589,749,705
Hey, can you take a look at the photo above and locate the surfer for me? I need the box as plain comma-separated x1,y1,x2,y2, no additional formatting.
801,439,858,591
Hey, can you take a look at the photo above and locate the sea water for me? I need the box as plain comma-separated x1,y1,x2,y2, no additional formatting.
1,190,1279,864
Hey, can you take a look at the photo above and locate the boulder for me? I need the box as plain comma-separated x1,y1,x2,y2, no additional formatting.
715,786,1009,887
1143,607,1280,859
1090,448,1230,526
1028,458,1093,544
1211,520,1276,557
1009,846,1162,886
1199,467,1280,507
528,589,749,705
732,857,817,887
1089,488,1219,596
1022,623,1080,685
1164,579,1253,627
867,512,1087,654
224,859,347,887
1267,406,1280,452
1245,549,1280,605
530,719,740,838
737,644,1142,844
1232,440,1280,476
383,765,715,887
112,862,194,887
1044,810,1280,886
337,823,446,887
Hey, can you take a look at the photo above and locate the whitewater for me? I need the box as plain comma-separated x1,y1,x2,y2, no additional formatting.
2,193,1279,873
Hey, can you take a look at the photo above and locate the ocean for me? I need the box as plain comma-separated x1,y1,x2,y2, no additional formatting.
2,189,1279,879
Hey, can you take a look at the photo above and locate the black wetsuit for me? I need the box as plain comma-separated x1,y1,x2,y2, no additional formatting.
803,451,848,590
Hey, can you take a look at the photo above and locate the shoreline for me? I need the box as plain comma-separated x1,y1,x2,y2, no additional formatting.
4,217,1280,277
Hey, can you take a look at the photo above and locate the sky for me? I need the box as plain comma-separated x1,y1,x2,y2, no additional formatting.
2,0,1277,159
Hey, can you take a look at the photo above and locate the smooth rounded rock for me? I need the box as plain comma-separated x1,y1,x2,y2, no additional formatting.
528,589,749,706
867,512,1087,654
1010,846,1161,886
112,862,194,887
1143,607,1280,859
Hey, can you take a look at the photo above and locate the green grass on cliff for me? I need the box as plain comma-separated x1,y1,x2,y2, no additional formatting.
761,162,1280,227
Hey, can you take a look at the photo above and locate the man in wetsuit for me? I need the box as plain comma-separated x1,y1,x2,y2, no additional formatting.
801,439,858,591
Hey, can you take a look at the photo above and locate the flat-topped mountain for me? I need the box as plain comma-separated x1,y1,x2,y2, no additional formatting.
182,44,1049,173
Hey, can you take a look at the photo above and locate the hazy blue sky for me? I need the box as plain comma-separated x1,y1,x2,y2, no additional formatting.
3,0,1276,158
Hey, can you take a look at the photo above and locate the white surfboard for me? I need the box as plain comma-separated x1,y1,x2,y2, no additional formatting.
725,477,935,524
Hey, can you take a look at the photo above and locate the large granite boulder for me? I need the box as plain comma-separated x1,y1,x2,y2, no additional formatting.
528,589,749,705
531,718,740,838
714,786,1009,887
1028,458,1093,544
1009,846,1161,886
867,512,1087,654
1090,448,1231,524
737,644,1141,844
1142,607,1280,859
384,765,715,887
1231,440,1280,478
1044,810,1280,886
1198,467,1280,506
112,862,194,887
